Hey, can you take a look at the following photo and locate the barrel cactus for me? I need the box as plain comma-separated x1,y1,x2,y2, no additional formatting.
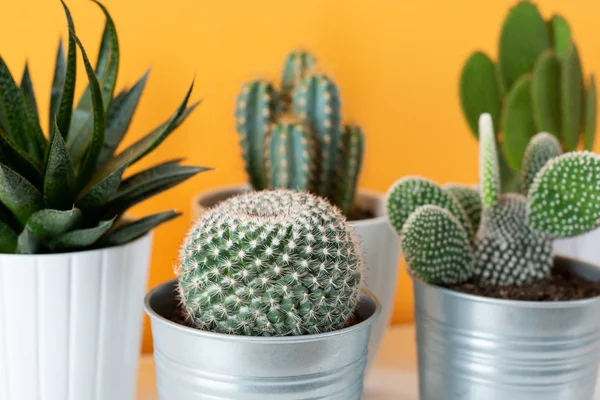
235,51,364,216
0,1,207,254
460,0,596,192
386,113,600,287
177,189,363,336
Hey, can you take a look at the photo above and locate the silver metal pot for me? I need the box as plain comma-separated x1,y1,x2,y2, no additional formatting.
413,256,600,400
145,279,381,399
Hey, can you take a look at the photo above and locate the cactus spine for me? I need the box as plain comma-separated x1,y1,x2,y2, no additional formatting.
386,112,600,287
177,189,363,336
460,1,596,191
235,51,364,216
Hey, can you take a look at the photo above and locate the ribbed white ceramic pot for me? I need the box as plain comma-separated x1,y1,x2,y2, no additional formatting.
191,185,401,368
0,233,152,400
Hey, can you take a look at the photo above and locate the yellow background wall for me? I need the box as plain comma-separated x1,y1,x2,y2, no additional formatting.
1,0,599,353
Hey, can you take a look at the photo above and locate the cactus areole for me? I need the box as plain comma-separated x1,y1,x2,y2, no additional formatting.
178,189,364,336
235,51,365,217
386,113,600,295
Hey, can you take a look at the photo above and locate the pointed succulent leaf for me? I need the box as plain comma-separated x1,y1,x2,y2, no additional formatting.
236,80,277,191
479,113,500,208
50,41,66,135
20,64,38,120
76,164,126,209
97,71,149,166
386,176,472,239
521,132,562,195
444,184,482,233
475,194,552,286
0,220,17,253
21,208,82,243
91,0,119,110
281,51,316,104
400,205,474,284
19,64,46,156
71,33,106,189
584,74,597,151
49,218,115,251
104,210,180,245
501,74,536,171
547,15,571,60
44,124,75,209
0,127,43,186
531,50,561,138
56,0,77,140
459,52,501,136
561,42,585,151
0,163,44,225
334,125,364,215
528,151,600,237
90,83,197,187
498,1,550,91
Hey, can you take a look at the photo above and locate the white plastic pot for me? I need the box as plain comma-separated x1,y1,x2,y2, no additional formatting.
191,185,401,367
0,233,152,400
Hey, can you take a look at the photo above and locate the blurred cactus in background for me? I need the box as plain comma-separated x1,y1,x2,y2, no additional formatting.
235,52,364,216
459,0,596,192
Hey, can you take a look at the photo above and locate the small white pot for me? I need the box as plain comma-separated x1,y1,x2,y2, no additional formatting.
553,228,600,266
191,185,401,367
0,233,152,400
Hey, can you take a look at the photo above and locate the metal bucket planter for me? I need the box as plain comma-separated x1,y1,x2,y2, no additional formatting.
145,279,381,399
413,256,600,400
192,184,400,368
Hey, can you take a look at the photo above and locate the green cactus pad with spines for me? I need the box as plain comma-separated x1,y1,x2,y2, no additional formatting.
400,205,474,285
548,15,571,60
444,184,482,234
177,190,363,336
293,74,341,198
386,177,472,239
281,51,316,103
479,114,500,208
475,194,552,286
528,151,600,237
334,125,364,216
585,74,597,151
521,132,562,195
498,1,550,92
531,50,561,138
235,80,277,190
265,122,316,191
501,74,537,171
459,51,502,137
561,42,585,151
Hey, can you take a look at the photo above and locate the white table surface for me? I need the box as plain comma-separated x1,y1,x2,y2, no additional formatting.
136,324,600,400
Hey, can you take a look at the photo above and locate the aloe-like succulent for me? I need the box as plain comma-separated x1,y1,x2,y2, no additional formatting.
460,0,596,191
177,189,363,336
0,1,208,254
386,113,600,287
235,51,364,216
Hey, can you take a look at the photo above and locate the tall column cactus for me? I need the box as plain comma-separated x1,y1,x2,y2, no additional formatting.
460,0,596,191
386,112,600,287
234,51,364,216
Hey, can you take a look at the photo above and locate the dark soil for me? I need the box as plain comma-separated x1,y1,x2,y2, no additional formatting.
347,207,375,222
446,269,600,301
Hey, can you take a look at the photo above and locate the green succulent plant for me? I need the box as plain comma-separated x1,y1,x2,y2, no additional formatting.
0,1,208,254
177,189,363,336
386,113,600,286
235,51,364,216
460,0,596,192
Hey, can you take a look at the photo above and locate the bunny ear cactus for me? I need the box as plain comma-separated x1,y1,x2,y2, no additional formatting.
0,1,207,254
460,1,596,191
234,52,364,216
177,189,363,336
387,112,600,287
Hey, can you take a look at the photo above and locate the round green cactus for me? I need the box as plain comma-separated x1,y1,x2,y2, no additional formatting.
528,151,600,237
521,132,562,195
400,205,474,284
177,190,363,336
444,183,482,234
